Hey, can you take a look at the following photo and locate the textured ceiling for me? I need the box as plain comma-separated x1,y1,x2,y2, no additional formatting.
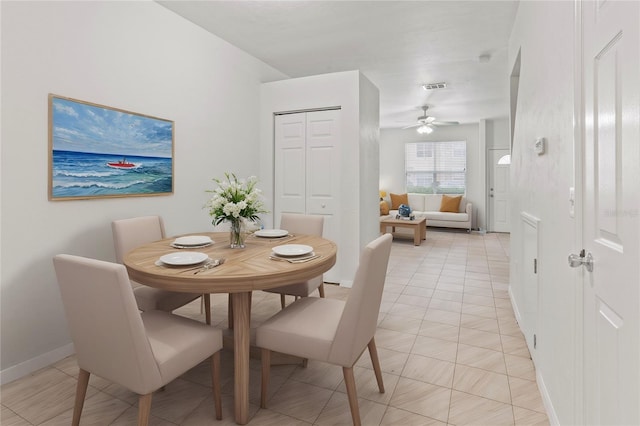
158,1,519,128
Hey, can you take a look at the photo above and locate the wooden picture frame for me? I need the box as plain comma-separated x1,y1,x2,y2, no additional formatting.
48,94,174,200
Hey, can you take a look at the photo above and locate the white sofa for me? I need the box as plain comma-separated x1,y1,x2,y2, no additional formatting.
381,193,473,232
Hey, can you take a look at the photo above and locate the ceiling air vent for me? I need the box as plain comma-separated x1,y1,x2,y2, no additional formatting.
422,82,447,90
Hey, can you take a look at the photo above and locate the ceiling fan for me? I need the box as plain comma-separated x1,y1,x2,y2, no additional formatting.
402,106,459,134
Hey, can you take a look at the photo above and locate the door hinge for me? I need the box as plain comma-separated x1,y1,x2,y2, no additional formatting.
533,258,537,274
534,334,537,349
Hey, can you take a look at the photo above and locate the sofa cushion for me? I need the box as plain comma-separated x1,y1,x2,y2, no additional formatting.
424,194,442,211
380,200,390,215
390,193,408,209
407,193,425,211
458,196,467,213
440,195,462,212
424,211,470,222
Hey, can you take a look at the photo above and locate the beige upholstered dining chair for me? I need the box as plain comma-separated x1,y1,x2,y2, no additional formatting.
257,233,393,426
264,213,325,308
53,254,223,426
112,215,211,324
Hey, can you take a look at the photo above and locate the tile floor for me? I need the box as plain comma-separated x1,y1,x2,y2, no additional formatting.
1,229,550,425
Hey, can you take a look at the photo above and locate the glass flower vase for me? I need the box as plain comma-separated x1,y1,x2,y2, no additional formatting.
229,219,246,249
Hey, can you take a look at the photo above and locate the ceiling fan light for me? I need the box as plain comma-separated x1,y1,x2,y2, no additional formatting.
417,124,433,134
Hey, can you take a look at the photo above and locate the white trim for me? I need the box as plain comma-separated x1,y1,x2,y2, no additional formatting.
274,106,341,115
479,120,487,232
509,284,522,325
537,368,561,425
521,211,541,228
0,343,75,385
572,0,585,424
339,279,353,288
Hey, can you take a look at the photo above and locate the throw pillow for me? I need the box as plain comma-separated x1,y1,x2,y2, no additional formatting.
380,200,390,215
440,195,462,212
390,193,408,209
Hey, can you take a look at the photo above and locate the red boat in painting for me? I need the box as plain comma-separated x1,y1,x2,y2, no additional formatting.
106,158,136,169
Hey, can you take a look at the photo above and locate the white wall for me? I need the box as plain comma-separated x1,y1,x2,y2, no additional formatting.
259,71,380,286
486,117,511,150
508,1,577,424
0,1,286,382
358,76,382,250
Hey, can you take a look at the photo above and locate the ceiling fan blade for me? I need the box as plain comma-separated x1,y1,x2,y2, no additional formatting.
402,123,421,129
431,120,460,126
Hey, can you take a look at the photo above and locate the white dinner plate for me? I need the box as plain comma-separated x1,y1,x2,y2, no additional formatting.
159,252,208,266
271,251,316,261
254,229,289,238
170,242,213,249
272,244,313,257
173,235,213,246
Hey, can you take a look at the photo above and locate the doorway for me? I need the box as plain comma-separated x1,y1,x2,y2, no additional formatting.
488,149,511,232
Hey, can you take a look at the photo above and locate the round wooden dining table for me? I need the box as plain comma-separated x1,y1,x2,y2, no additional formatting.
123,231,337,425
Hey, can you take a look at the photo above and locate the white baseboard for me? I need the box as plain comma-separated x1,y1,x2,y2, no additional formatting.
0,343,75,385
509,285,522,324
536,369,560,425
510,285,559,425
340,279,353,288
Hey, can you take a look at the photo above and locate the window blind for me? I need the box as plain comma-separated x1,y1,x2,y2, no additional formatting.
405,141,466,194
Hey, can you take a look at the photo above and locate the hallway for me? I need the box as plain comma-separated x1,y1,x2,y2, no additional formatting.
1,229,549,425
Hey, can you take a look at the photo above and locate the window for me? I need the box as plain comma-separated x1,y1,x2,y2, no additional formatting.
416,144,433,158
498,154,511,165
405,141,466,194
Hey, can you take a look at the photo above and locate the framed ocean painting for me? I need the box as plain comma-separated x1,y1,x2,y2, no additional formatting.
48,94,174,200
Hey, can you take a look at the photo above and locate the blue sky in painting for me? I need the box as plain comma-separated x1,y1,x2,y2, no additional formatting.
52,97,173,158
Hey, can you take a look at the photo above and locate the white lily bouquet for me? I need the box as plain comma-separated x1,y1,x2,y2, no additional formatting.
205,173,267,248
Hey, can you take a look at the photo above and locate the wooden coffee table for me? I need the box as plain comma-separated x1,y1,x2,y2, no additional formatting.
380,216,427,246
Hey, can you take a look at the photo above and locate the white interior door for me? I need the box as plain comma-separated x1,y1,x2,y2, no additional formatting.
305,110,340,257
305,110,340,217
489,149,511,232
582,1,639,424
274,113,306,217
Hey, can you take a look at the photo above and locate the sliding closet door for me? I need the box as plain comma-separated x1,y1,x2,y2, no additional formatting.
274,113,306,215
305,110,340,239
274,109,341,281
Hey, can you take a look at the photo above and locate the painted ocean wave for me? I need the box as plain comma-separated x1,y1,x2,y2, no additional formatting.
54,170,121,178
51,150,172,198
53,180,148,190
53,176,172,197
